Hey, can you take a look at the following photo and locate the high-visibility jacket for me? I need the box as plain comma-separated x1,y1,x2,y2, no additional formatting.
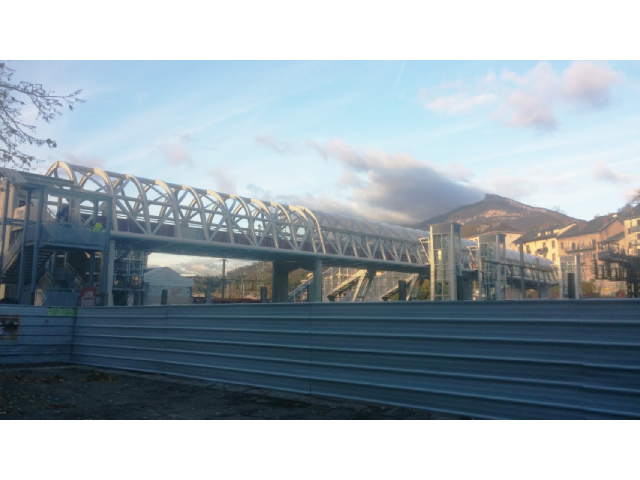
93,222,103,232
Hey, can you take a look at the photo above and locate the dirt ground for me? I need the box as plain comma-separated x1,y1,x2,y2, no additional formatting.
0,364,464,420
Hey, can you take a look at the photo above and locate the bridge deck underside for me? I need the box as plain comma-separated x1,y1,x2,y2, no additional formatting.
113,232,430,274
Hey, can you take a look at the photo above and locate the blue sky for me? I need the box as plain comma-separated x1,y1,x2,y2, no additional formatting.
8,60,640,274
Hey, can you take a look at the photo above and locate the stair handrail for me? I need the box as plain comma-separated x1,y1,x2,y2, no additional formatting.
64,262,87,290
1,229,25,272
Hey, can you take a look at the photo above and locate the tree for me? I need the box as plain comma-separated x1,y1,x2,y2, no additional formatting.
552,205,567,215
0,62,83,169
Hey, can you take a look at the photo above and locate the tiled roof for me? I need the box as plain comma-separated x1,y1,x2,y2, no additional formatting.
600,231,625,243
557,216,621,238
620,203,640,220
515,222,576,243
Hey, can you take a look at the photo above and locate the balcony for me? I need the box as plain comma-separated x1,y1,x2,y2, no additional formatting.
565,243,595,253
597,243,640,262
630,225,640,234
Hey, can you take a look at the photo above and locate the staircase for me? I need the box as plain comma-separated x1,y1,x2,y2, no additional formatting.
1,235,55,286
36,264,87,306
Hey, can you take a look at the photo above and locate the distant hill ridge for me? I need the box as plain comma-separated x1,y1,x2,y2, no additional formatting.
410,193,582,234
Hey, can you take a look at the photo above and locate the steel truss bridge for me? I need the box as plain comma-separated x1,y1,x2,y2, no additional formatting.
0,162,558,305
46,162,431,274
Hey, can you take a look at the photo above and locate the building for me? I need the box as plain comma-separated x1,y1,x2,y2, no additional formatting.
557,214,625,294
621,204,640,255
511,222,577,265
465,222,522,252
143,267,194,305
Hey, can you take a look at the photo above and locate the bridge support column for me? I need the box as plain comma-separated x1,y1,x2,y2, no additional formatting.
106,240,115,306
17,190,32,304
271,261,291,303
539,284,551,299
511,286,523,300
310,258,323,303
29,189,44,304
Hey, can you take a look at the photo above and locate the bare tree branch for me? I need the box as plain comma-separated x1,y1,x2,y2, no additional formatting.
0,61,84,169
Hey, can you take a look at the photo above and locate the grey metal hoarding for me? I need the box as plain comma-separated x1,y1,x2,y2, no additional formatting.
0,306,75,364
2,300,639,419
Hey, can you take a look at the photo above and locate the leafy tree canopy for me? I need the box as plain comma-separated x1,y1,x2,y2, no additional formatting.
0,62,83,169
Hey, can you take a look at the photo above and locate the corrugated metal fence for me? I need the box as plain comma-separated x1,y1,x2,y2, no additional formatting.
2,300,639,419
0,306,75,364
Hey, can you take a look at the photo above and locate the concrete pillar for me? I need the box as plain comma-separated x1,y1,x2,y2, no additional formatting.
89,252,96,287
29,189,44,302
204,286,210,304
17,189,32,304
519,240,525,299
271,261,290,303
260,286,268,303
448,223,457,301
398,280,407,301
539,284,551,299
310,258,323,302
0,180,11,300
106,240,115,306
511,286,523,300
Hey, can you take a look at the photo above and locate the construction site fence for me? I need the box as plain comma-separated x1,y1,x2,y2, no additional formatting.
1,300,639,419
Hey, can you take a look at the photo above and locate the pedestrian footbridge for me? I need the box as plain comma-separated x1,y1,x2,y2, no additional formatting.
0,162,560,305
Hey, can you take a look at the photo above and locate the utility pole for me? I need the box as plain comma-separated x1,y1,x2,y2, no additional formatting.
221,258,226,299
519,238,525,299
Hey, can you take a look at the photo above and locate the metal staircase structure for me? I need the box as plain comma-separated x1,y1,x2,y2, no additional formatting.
0,168,113,305
596,243,640,297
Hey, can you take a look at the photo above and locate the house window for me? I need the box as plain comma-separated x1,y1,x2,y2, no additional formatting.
552,240,556,249
552,253,556,261
543,242,546,249
561,242,564,249
592,239,596,247
579,239,584,247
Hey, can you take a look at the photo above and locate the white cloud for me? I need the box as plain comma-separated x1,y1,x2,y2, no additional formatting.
591,160,635,183
421,61,625,131
503,90,557,130
247,183,273,200
209,165,237,193
483,72,497,84
482,175,537,198
561,61,624,109
254,133,293,154
424,93,496,115
147,256,254,276
297,139,483,224
449,162,474,181
159,134,193,166
59,153,107,169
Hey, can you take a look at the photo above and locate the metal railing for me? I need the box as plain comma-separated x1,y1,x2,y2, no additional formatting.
598,243,640,257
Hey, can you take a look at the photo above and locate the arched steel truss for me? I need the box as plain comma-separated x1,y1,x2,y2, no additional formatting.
46,162,429,265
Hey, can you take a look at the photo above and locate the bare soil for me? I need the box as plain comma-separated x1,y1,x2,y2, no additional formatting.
0,364,463,420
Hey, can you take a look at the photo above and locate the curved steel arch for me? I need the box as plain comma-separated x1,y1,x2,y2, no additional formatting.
46,161,430,266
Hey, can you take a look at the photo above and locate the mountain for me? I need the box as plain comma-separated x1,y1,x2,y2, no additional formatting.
410,194,582,236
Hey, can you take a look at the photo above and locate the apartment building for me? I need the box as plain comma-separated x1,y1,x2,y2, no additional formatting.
621,204,640,254
557,214,624,288
511,222,576,265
